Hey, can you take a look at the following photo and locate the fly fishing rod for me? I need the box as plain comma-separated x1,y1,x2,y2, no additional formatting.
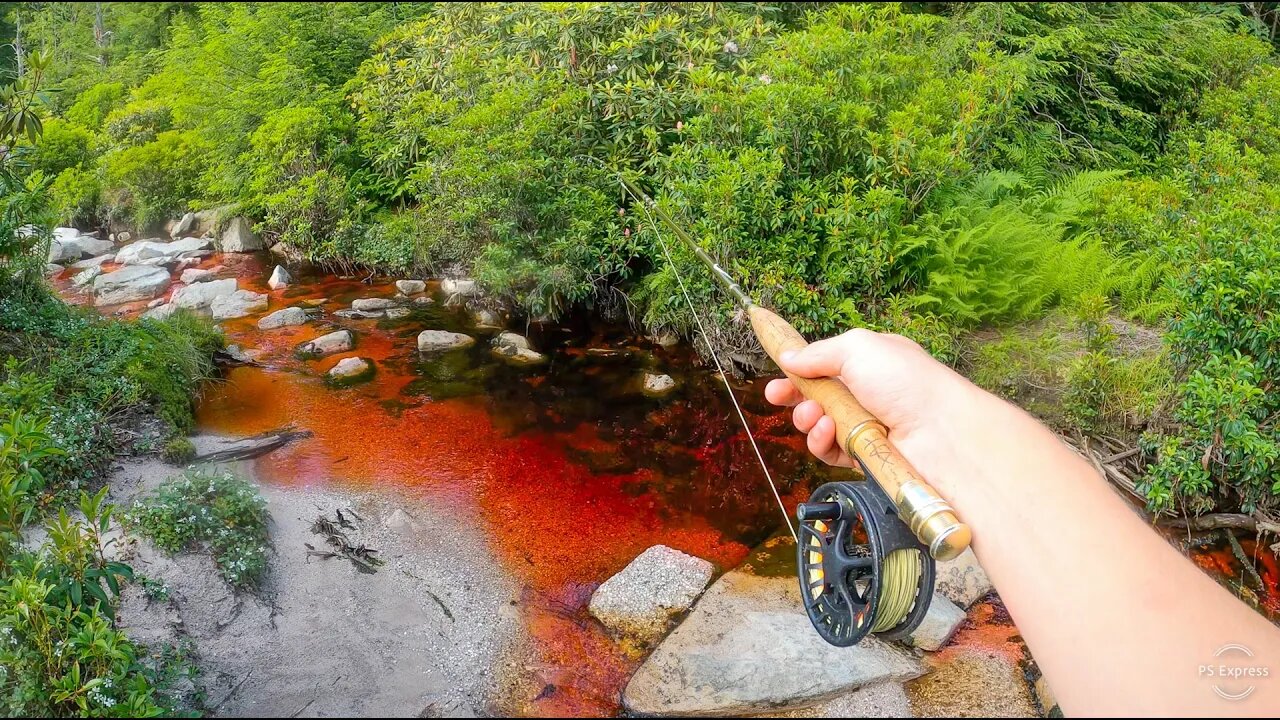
621,175,972,646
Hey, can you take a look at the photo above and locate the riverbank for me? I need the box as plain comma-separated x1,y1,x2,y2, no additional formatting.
110,452,523,717
41,231,1278,717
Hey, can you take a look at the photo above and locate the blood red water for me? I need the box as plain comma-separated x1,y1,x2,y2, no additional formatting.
58,250,1280,715
175,254,834,716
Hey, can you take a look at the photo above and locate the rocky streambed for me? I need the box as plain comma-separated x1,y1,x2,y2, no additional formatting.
50,224,1060,717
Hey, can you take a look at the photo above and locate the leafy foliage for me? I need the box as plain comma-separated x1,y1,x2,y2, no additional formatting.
12,2,1280,517
0,426,166,717
130,470,270,588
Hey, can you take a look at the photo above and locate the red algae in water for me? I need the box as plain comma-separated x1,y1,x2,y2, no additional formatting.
190,257,831,716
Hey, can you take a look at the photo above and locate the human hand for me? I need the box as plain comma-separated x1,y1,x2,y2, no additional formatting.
763,328,997,503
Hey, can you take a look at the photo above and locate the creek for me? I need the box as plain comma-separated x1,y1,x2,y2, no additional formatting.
56,248,1280,716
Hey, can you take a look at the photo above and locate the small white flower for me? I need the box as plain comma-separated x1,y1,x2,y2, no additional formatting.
723,40,739,54
606,63,618,74
759,73,772,85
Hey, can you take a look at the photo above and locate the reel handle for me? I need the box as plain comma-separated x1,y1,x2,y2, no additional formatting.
748,305,972,561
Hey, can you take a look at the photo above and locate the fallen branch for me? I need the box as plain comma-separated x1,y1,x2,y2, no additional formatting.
1164,513,1279,534
192,427,313,463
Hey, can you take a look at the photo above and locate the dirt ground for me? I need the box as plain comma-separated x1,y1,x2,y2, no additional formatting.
109,451,527,718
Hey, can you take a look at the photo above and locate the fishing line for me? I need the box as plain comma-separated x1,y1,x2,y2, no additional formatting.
622,181,797,542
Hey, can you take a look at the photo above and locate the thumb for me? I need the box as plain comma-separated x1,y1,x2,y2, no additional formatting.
778,334,853,380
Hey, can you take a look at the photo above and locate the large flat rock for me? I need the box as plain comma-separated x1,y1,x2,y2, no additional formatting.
93,265,171,306
623,570,924,716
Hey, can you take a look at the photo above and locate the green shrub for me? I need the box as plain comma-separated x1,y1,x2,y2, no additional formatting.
130,470,270,588
0,291,221,491
65,83,127,131
27,119,97,177
0,464,163,718
49,167,104,227
160,437,194,465
101,130,206,228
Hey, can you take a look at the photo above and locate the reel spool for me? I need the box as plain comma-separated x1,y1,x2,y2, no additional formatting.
797,479,935,646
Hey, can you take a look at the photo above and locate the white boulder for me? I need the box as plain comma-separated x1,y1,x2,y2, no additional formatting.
93,266,171,306
935,548,993,609
352,297,395,312
268,265,291,290
417,330,474,352
257,307,308,330
210,289,268,320
71,266,102,288
491,331,545,364
622,570,923,716
589,545,714,647
217,216,263,252
171,212,196,238
171,278,238,310
179,267,216,284
395,279,426,295
440,277,478,298
643,373,676,397
328,357,373,382
298,330,354,357
905,592,966,652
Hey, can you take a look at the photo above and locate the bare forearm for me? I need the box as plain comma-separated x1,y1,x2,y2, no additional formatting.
945,384,1280,716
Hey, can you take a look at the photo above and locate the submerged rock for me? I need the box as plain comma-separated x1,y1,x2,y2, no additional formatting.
257,306,308,330
211,289,268,320
384,307,411,320
268,265,292,290
623,570,923,716
218,216,263,252
935,548,992,609
905,592,965,652
333,309,384,320
395,279,426,295
93,265,171,306
589,545,714,648
45,263,64,277
643,373,677,397
172,278,238,310
328,356,374,383
417,330,474,352
299,329,354,357
352,297,395,312
906,648,1037,717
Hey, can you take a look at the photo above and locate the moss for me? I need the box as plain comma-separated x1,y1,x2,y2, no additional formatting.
162,436,196,465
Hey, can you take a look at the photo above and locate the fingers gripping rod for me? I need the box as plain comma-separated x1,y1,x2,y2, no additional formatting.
622,177,971,561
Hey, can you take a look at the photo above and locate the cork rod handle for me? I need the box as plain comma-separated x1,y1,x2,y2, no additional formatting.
748,305,972,561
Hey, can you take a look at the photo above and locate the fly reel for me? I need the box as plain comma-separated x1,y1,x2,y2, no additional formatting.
797,479,935,646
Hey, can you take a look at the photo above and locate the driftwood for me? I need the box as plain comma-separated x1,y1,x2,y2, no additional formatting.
191,427,313,463
307,511,384,574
